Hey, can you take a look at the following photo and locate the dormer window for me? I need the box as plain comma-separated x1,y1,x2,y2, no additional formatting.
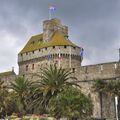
38,39,42,43
64,35,69,39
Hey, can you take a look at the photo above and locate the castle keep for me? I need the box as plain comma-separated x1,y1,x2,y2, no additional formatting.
18,18,82,76
0,18,120,119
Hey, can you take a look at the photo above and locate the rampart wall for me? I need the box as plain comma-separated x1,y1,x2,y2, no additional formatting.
75,61,118,81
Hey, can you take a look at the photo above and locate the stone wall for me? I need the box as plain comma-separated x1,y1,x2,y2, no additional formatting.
18,46,81,75
0,74,16,86
74,61,119,119
19,55,81,75
18,55,120,119
75,61,118,81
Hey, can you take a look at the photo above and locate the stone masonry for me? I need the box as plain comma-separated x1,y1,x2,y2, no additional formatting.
1,18,120,119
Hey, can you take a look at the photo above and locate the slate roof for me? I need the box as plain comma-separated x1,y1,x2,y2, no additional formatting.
19,31,78,54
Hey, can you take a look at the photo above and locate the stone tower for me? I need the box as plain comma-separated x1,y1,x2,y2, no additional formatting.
18,18,83,76
1,18,120,119
43,18,68,42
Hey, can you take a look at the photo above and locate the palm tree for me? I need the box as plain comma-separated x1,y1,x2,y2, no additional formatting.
93,79,120,118
106,80,120,97
93,79,108,118
0,80,8,118
33,65,79,109
10,77,33,114
93,79,120,97
48,86,93,120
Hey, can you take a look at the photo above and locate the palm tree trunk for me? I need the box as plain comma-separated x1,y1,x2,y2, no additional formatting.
20,95,26,115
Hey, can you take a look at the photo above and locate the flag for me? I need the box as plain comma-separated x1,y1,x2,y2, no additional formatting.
48,54,51,60
80,48,84,57
49,6,56,12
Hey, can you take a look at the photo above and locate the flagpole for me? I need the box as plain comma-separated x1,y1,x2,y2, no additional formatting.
49,9,51,20
69,46,71,68
49,6,56,20
115,96,119,120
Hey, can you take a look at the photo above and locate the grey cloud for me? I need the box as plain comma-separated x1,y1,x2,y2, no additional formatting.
0,0,120,73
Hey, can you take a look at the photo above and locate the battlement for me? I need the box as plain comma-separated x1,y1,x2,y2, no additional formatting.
18,46,80,63
75,61,118,81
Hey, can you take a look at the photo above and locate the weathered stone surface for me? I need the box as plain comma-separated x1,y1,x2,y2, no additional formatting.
1,18,120,119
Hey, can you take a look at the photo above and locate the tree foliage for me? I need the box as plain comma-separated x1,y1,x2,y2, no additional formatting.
33,65,79,108
10,77,34,114
48,87,93,120
93,79,120,97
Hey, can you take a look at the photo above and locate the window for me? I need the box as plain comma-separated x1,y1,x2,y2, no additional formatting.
26,65,28,71
32,64,34,70
39,49,41,52
53,46,55,49
38,39,42,43
45,47,47,50
32,51,34,54
73,47,76,49
64,35,69,39
26,52,28,55
64,45,67,48
21,54,22,56
72,68,75,73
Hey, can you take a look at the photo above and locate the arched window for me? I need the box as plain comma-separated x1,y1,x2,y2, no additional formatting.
32,64,34,70
26,65,28,71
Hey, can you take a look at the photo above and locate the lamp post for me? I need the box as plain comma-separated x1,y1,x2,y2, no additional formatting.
115,96,119,120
